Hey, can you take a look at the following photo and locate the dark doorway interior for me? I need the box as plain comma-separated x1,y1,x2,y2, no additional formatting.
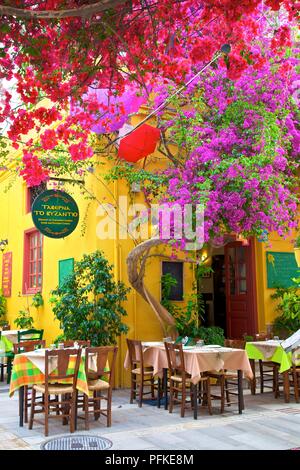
212,255,227,336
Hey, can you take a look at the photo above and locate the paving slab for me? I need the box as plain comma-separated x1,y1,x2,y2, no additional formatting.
0,382,300,450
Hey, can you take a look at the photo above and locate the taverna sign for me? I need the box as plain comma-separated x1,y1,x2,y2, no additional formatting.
32,190,79,238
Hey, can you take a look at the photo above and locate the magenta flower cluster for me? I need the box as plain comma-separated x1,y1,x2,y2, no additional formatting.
159,45,299,246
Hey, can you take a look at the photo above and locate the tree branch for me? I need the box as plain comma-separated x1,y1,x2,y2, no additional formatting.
0,1,128,19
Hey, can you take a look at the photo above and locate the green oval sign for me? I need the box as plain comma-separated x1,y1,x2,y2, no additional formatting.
32,190,79,238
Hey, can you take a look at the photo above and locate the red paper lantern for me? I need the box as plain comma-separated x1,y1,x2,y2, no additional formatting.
118,124,161,163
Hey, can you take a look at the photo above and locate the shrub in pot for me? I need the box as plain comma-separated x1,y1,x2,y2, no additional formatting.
51,250,130,346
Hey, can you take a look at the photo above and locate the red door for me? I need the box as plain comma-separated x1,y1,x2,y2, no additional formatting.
225,238,257,338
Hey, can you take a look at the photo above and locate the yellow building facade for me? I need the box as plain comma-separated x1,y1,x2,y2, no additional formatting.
0,113,297,387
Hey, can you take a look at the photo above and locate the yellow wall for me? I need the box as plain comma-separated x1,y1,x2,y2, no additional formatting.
254,233,295,334
0,109,296,387
0,133,195,387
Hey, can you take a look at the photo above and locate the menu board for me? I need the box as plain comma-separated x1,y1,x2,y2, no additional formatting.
266,251,298,288
2,251,12,297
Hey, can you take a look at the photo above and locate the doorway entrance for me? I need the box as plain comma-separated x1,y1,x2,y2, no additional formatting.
199,238,258,339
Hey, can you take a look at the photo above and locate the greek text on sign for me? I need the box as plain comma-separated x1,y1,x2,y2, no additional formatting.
2,251,12,297
32,190,79,238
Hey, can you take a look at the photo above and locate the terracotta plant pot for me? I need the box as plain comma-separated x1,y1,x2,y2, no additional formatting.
294,247,300,267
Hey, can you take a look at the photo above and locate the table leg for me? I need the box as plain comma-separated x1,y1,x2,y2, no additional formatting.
192,383,198,420
157,378,161,408
163,368,168,410
283,371,290,403
7,357,12,385
238,370,243,414
74,390,78,430
249,359,256,395
19,386,24,427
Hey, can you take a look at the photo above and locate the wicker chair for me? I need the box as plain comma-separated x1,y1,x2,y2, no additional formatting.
76,346,118,429
164,342,212,419
126,339,160,407
288,348,300,402
207,339,245,413
13,340,45,423
29,348,81,436
254,333,281,397
0,330,14,383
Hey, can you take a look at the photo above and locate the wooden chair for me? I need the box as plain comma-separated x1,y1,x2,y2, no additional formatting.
18,329,44,342
126,339,159,407
254,333,281,397
13,339,45,355
29,348,81,436
207,339,245,413
0,330,14,383
62,340,91,348
77,346,118,429
13,339,46,423
164,342,212,419
287,349,300,403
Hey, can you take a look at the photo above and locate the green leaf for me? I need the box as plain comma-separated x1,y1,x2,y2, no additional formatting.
23,46,40,57
0,24,10,33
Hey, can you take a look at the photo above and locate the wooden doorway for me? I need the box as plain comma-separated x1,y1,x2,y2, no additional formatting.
225,238,258,338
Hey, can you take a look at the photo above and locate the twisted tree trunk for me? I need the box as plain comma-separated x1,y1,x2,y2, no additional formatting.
126,238,177,337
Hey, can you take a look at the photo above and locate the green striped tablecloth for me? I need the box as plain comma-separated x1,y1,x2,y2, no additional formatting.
0,336,13,353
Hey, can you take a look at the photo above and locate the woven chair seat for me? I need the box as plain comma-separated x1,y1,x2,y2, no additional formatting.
131,366,154,375
33,383,73,394
88,379,110,391
170,375,192,383
208,370,238,379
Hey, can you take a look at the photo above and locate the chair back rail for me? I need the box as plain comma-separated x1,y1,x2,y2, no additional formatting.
45,348,81,386
85,346,118,384
13,339,45,354
18,329,44,342
126,339,144,371
164,342,187,378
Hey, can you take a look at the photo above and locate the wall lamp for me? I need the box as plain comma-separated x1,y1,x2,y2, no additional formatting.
0,239,8,252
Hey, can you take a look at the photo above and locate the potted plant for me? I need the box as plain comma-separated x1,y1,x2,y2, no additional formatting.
14,308,34,329
51,250,130,346
294,235,300,267
32,292,44,308
271,280,300,338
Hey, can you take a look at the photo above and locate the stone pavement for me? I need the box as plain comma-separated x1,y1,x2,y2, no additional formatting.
0,382,300,450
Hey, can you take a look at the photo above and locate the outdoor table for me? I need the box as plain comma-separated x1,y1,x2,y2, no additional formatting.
245,340,292,402
9,348,94,427
0,329,26,352
124,342,253,415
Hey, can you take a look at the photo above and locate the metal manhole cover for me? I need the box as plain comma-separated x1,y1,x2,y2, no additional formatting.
41,435,113,450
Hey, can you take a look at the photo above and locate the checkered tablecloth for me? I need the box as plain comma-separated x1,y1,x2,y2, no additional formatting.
9,353,89,396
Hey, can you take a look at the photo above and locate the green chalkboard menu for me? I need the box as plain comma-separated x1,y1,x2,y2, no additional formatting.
266,251,299,288
59,258,74,287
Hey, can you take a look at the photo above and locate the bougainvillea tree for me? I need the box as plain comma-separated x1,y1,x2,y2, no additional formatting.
107,32,299,245
164,38,300,243
0,0,298,187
